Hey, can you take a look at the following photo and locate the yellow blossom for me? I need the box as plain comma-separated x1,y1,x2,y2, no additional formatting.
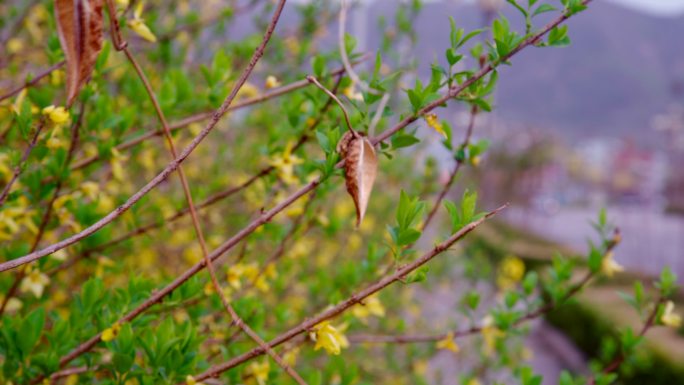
424,113,446,138
11,89,28,115
127,2,157,42
244,360,270,385
110,148,128,181
42,105,70,125
601,252,624,277
352,295,385,320
467,379,482,385
470,155,481,167
435,332,460,353
50,249,68,261
283,347,299,366
661,301,682,328
20,268,50,298
269,141,303,185
226,263,245,289
311,321,349,355
496,255,525,289
0,296,22,313
101,322,122,342
236,82,260,100
481,315,504,355
185,375,205,385
265,75,281,89
80,181,100,200
50,70,64,86
343,84,364,101
116,0,130,9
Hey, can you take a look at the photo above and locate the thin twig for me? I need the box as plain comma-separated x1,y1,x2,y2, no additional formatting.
338,0,377,95
306,75,357,137
423,105,479,229
68,63,358,171
587,296,665,385
191,204,507,381
0,118,47,208
0,61,66,103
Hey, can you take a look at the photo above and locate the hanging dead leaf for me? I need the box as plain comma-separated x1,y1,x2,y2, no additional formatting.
54,0,105,106
338,131,378,227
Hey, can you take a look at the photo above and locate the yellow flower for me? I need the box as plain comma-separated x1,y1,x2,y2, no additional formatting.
6,38,23,54
470,155,481,167
244,360,270,385
80,181,100,200
127,2,157,42
601,252,624,277
496,255,525,289
226,263,245,289
185,375,205,385
283,347,299,366
42,105,70,125
311,321,349,355
343,84,364,101
661,301,682,328
265,75,281,89
352,295,385,320
116,0,130,9
110,148,128,181
436,331,460,353
269,141,303,185
424,113,446,138
480,315,504,355
236,82,260,100
20,268,50,298
101,322,122,342
467,379,482,385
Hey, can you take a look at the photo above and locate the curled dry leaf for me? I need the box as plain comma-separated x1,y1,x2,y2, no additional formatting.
55,0,105,106
337,131,378,226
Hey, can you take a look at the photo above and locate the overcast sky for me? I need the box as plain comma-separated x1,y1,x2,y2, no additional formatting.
607,0,684,16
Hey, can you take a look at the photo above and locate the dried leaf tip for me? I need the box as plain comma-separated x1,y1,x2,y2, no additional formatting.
54,0,105,106
338,131,378,227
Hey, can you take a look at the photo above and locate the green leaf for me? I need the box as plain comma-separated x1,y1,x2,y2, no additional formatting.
391,134,420,150
548,25,570,47
533,4,557,16
18,308,45,357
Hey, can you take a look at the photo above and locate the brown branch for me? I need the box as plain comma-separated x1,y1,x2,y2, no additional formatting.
191,204,507,381
0,0,288,273
68,63,356,171
0,61,66,103
48,75,343,277
0,118,47,208
587,296,665,385
423,105,479,230
350,228,621,347
306,75,357,136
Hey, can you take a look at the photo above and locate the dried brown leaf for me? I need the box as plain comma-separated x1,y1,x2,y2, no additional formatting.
339,131,378,226
55,0,105,106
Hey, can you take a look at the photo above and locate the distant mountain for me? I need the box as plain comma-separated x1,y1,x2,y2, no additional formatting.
362,1,684,145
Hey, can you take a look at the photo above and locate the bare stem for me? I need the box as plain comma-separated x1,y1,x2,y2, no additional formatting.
306,75,357,137
0,118,47,208
191,204,507,381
